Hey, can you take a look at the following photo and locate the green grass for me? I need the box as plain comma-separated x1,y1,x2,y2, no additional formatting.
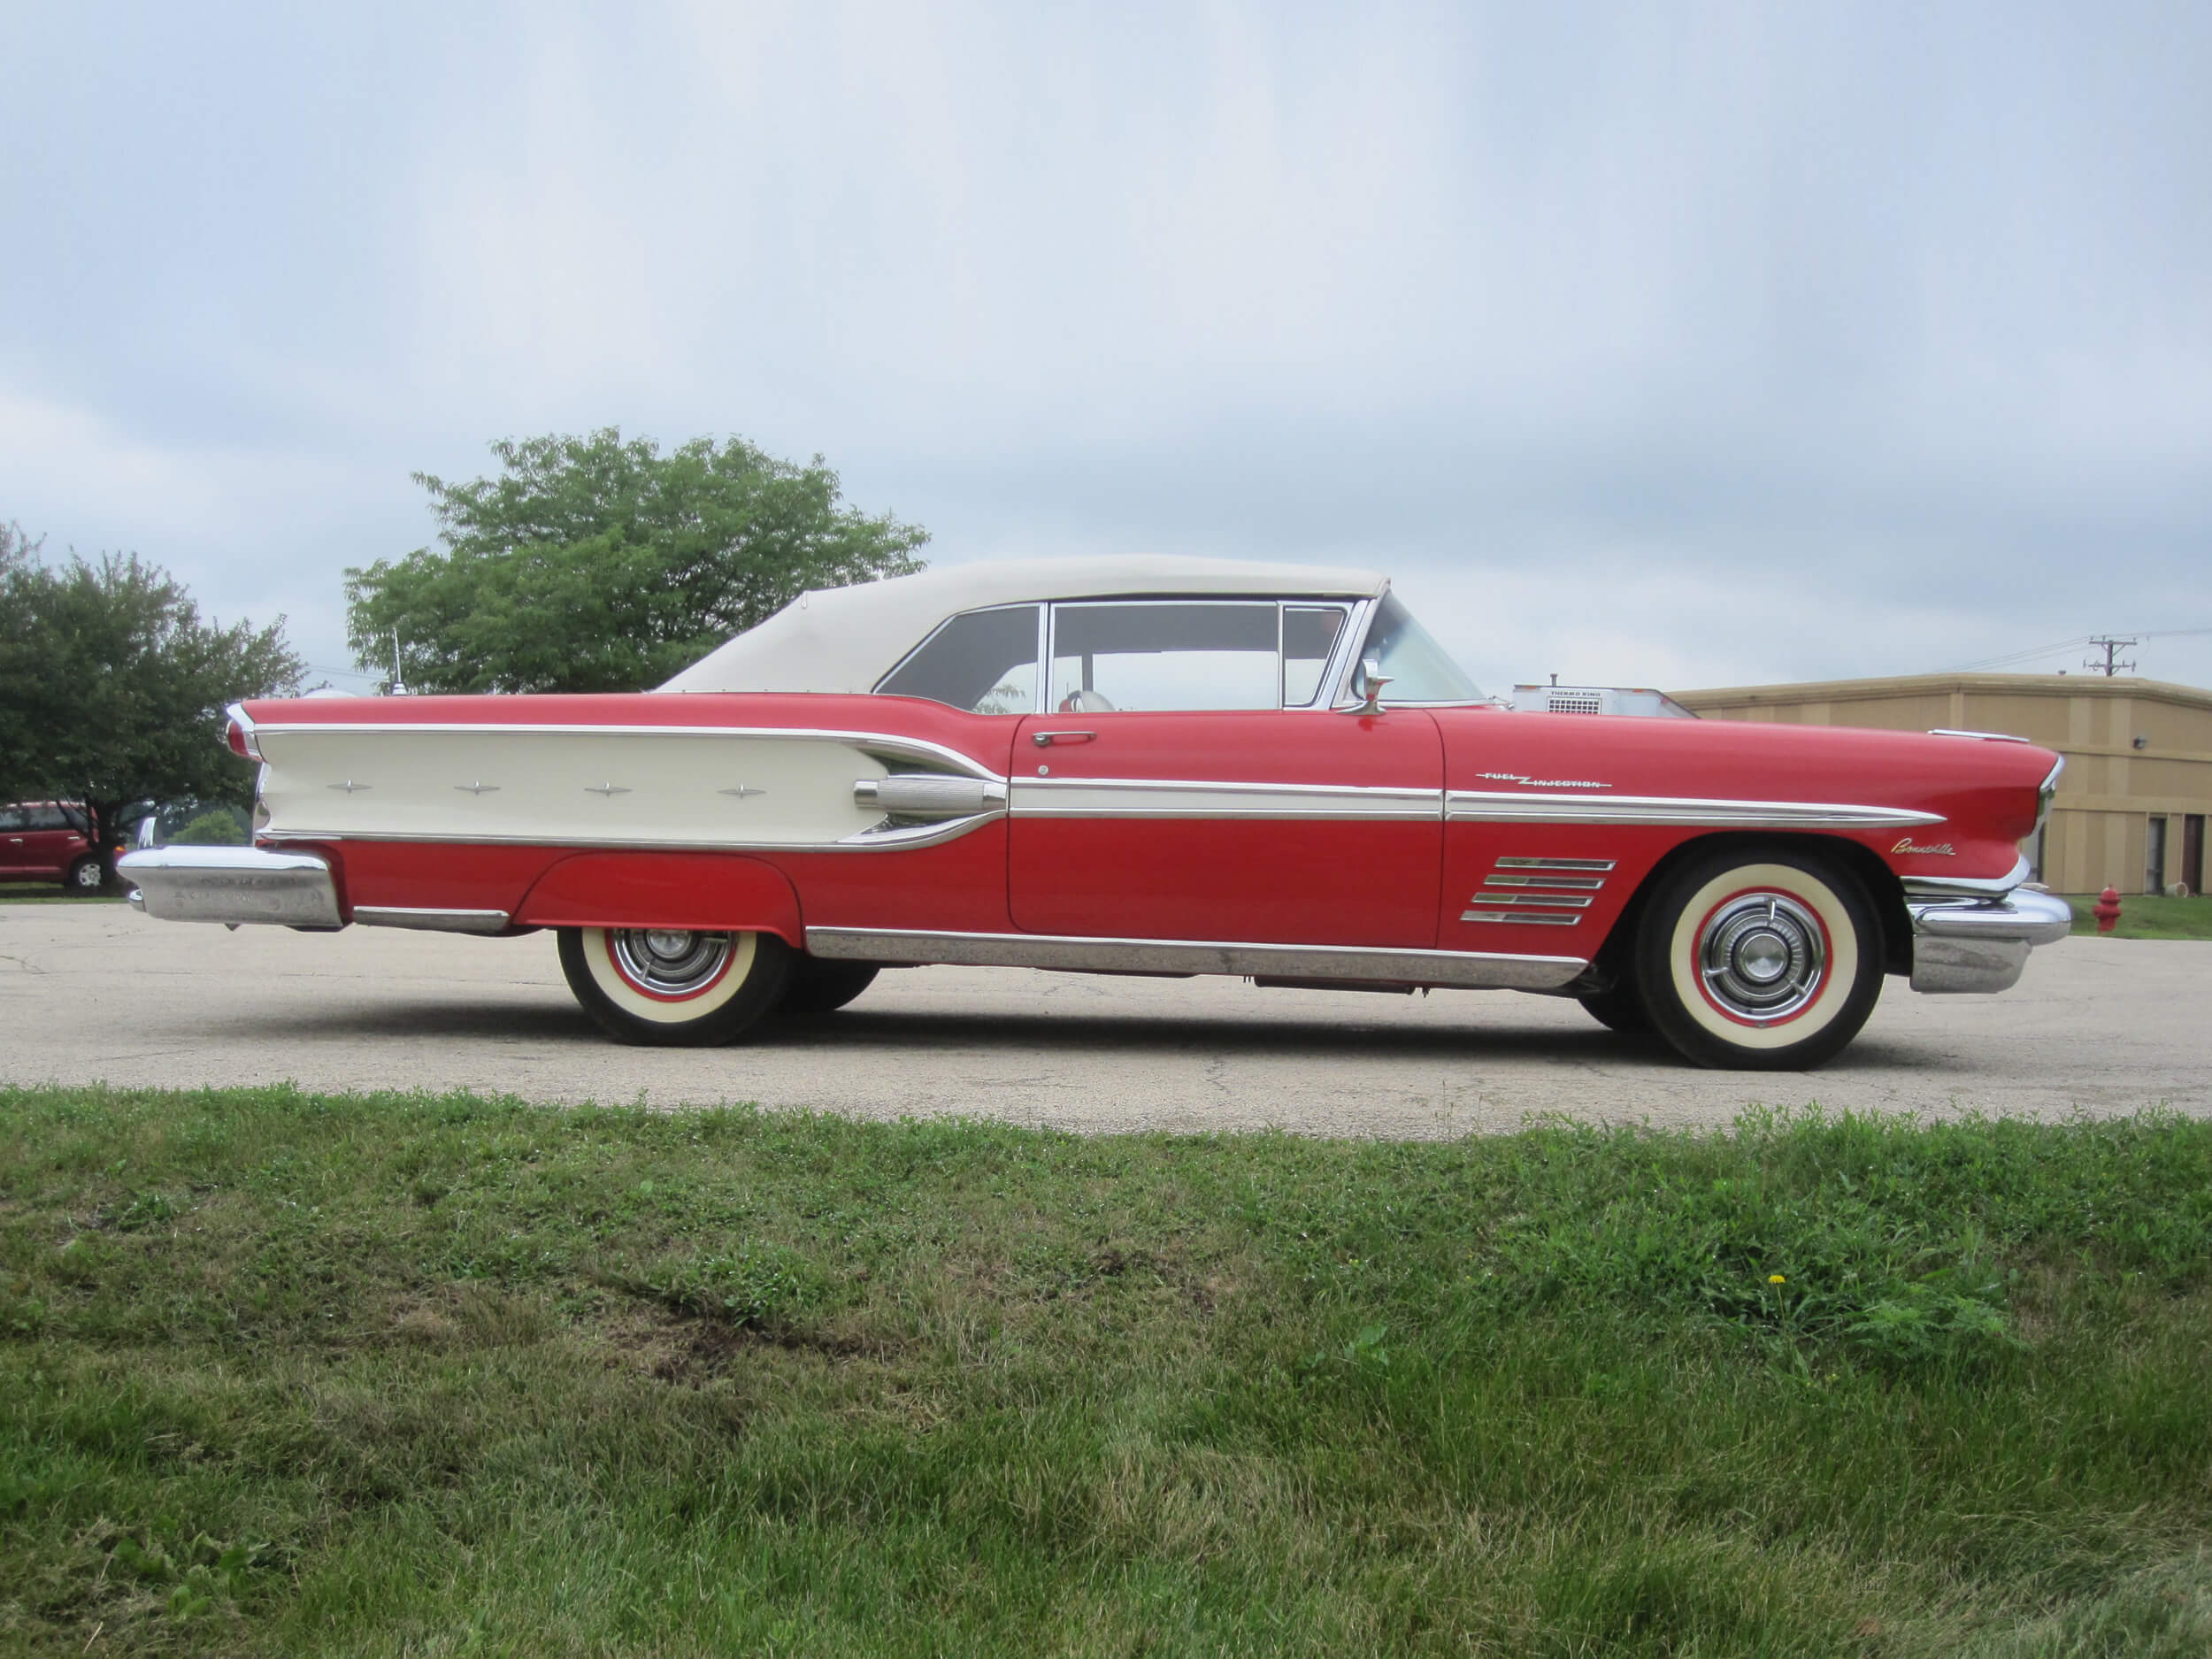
2065,893,2212,940
4,1087,2211,1656
0,884,123,903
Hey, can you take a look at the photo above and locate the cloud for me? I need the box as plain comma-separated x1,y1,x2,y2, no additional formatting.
2,0,2208,691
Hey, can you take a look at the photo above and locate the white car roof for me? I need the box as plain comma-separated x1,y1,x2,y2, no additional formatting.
655,555,1389,695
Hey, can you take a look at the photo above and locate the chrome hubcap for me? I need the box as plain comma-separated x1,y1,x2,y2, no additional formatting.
73,863,103,888
1698,895,1825,1023
610,929,733,996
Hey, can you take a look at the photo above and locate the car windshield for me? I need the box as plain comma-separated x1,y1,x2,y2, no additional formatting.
1351,594,1482,703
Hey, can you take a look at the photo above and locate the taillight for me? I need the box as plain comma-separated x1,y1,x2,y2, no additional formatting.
224,705,264,761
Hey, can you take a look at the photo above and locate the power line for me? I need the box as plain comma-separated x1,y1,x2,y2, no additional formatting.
1946,626,2212,674
1948,635,2094,672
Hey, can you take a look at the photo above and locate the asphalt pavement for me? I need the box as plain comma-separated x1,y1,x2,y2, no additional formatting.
2,903,2204,1137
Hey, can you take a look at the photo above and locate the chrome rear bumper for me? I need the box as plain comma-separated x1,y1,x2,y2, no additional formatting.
1904,886,2072,995
119,846,343,929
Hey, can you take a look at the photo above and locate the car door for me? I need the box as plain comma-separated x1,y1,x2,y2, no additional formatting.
20,805,83,879
1009,599,1444,946
0,805,31,879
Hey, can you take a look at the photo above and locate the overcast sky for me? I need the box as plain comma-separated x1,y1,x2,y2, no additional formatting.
4,0,2208,695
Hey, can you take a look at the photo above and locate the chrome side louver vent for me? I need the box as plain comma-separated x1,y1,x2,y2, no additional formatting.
1462,856,1617,926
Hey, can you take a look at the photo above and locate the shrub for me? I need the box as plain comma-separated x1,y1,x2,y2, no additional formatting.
172,810,246,845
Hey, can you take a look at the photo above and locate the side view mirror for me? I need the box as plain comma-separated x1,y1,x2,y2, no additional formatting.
135,815,160,849
1350,656,1392,716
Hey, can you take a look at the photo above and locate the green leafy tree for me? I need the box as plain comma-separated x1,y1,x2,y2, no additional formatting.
345,429,929,694
0,523,303,877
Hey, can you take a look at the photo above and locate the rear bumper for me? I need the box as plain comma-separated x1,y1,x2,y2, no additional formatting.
119,846,343,929
1905,887,2072,995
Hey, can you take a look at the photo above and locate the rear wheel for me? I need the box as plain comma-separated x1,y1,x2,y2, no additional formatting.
557,926,793,1046
778,956,880,1016
1635,848,1883,1071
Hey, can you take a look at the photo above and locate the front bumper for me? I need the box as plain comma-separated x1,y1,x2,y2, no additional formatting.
119,846,342,929
1905,886,2072,995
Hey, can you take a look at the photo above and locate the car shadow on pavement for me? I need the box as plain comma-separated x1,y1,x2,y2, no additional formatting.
178,999,1953,1078
759,1008,1948,1076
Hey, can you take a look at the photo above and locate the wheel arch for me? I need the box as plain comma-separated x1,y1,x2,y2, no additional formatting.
1592,831,1911,987
513,851,803,945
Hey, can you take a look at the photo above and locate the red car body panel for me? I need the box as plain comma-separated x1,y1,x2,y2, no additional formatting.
1008,709,1444,945
515,852,804,941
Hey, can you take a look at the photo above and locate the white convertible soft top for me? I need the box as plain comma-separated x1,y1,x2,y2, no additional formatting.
655,555,1389,695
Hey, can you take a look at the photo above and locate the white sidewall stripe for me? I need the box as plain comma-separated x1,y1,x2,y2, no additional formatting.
1666,864,1859,1052
581,927,757,1024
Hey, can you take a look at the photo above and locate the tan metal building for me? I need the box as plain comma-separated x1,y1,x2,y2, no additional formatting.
1669,673,2212,896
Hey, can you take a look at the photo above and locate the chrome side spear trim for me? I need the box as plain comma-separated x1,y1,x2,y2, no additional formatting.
805,926,1587,991
1448,791,1943,829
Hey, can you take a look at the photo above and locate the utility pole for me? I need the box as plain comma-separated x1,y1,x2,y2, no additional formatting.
2083,636,2137,677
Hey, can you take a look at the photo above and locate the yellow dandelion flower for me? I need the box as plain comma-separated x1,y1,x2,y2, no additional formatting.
1768,1274,1786,1285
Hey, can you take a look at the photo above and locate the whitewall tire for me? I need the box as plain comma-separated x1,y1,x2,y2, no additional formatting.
557,926,793,1046
1634,849,1883,1071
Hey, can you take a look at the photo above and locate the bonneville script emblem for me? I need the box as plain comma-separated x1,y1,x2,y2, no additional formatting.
1892,837,1955,856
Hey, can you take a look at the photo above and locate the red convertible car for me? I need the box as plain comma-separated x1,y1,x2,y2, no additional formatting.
119,557,2069,1069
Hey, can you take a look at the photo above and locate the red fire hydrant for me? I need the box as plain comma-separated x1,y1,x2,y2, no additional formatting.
2093,886,2123,933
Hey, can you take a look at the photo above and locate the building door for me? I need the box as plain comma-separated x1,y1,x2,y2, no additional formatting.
2184,815,2205,899
2146,815,2168,895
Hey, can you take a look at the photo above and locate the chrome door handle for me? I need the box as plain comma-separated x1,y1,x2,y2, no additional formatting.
1031,730,1097,747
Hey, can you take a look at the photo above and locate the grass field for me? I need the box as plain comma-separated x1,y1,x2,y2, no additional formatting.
2065,893,2212,940
4,1087,2210,1656
0,887,124,904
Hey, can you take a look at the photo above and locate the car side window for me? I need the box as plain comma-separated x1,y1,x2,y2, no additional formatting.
0,806,25,831
1048,602,1282,712
1282,606,1348,707
875,604,1042,713
26,805,68,831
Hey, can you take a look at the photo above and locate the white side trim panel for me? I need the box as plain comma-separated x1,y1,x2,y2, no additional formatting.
254,724,1006,851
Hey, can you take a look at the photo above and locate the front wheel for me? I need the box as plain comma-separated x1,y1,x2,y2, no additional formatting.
557,926,793,1046
1634,849,1884,1071
64,856,105,893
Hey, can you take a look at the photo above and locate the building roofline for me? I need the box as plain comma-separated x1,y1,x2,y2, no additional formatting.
1670,672,2212,713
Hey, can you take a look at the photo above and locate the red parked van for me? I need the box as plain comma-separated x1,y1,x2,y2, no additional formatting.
0,802,104,890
